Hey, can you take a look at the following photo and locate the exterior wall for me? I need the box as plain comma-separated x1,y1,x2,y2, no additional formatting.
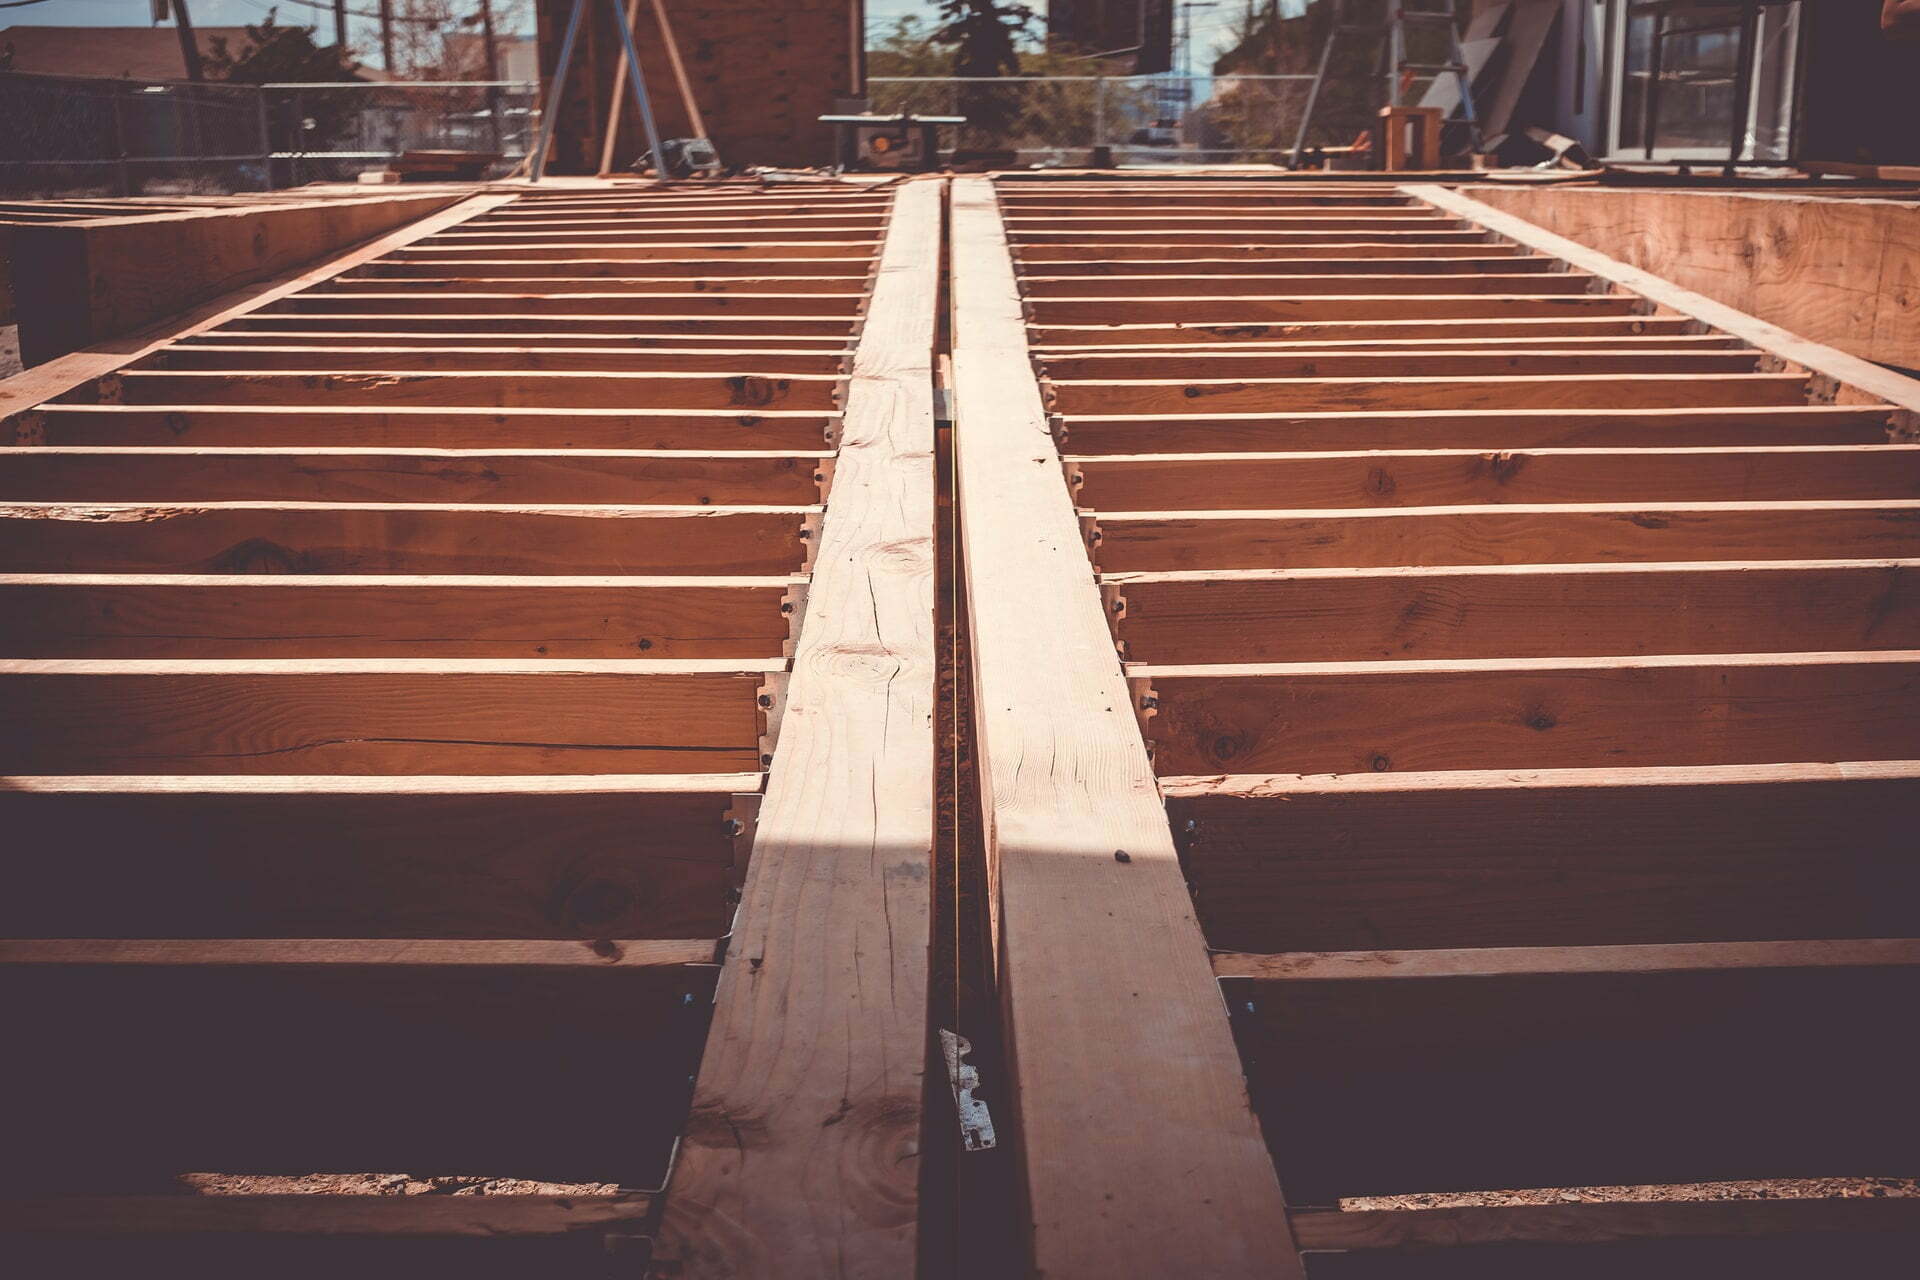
535,0,859,173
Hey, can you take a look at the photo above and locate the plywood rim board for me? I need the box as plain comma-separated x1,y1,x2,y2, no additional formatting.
1402,185,1920,427
949,175,1303,1278
1458,184,1920,372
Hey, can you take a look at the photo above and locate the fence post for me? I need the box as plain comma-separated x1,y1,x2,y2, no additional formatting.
291,89,303,188
1094,75,1106,151
111,81,132,196
255,86,271,190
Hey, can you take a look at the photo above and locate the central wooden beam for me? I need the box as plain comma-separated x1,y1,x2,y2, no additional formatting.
950,175,1300,1278
648,178,940,1279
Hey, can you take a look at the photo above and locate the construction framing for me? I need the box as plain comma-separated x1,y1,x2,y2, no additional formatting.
4,167,1919,1277
0,176,938,1277
953,171,1920,1277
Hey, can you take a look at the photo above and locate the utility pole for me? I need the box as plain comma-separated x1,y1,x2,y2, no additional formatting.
477,0,502,151
477,0,500,78
170,0,204,81
333,0,348,50
379,0,397,74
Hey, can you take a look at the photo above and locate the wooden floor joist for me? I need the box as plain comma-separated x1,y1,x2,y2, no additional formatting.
0,176,937,1274
959,171,1920,1274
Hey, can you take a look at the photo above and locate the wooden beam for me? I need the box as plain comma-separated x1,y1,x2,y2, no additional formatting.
0,937,720,968
97,369,839,411
0,658,777,774
1290,1197,1920,1252
1107,560,1920,663
1071,446,1920,510
1403,184,1920,422
949,175,1301,1278
319,276,871,297
0,773,756,939
150,346,849,374
0,502,816,575
1056,406,1893,454
1212,938,1920,982
218,313,861,337
0,448,829,504
1133,651,1920,775
1044,351,1762,379
1459,185,1920,371
0,1193,657,1239
9,194,466,366
0,194,517,421
268,293,864,318
1028,294,1641,326
1049,373,1808,416
0,574,795,658
1165,761,1920,952
648,178,940,1279
1029,315,1694,346
1087,501,1920,571
1024,272,1596,298
18,406,835,451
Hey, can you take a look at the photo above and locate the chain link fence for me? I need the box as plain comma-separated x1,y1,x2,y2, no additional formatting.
0,72,537,197
869,75,1319,165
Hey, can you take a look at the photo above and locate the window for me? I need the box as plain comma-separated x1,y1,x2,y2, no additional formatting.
1608,0,1800,161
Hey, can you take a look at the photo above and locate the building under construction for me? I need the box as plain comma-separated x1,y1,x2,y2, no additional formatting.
0,1,1918,1277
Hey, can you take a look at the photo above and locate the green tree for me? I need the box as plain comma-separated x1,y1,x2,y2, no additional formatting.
934,0,1036,141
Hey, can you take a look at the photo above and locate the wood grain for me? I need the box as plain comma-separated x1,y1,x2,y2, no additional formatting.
1135,651,1920,775
650,179,938,1280
0,659,774,774
949,176,1301,1278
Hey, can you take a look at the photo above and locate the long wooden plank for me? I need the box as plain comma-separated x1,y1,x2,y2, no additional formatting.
1107,560,1920,663
360,257,872,278
0,1194,657,1239
0,574,794,658
0,773,755,939
949,175,1301,1277
1213,938,1920,982
1056,406,1893,454
648,178,939,1279
182,330,852,351
319,276,872,297
268,293,864,318
10,193,465,365
0,937,720,968
1029,294,1639,325
1072,446,1920,510
1290,1198,1920,1252
1133,651,1920,775
0,194,517,419
1087,501,1920,571
1048,373,1806,415
1166,761,1920,952
150,345,849,374
0,503,815,575
17,406,834,450
1042,350,1758,380
1024,253,1538,276
99,370,839,411
1024,272,1595,297
0,658,776,774
1405,184,1920,423
0,448,828,504
218,313,861,337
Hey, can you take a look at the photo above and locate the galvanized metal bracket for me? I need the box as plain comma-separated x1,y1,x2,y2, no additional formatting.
940,1029,997,1153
